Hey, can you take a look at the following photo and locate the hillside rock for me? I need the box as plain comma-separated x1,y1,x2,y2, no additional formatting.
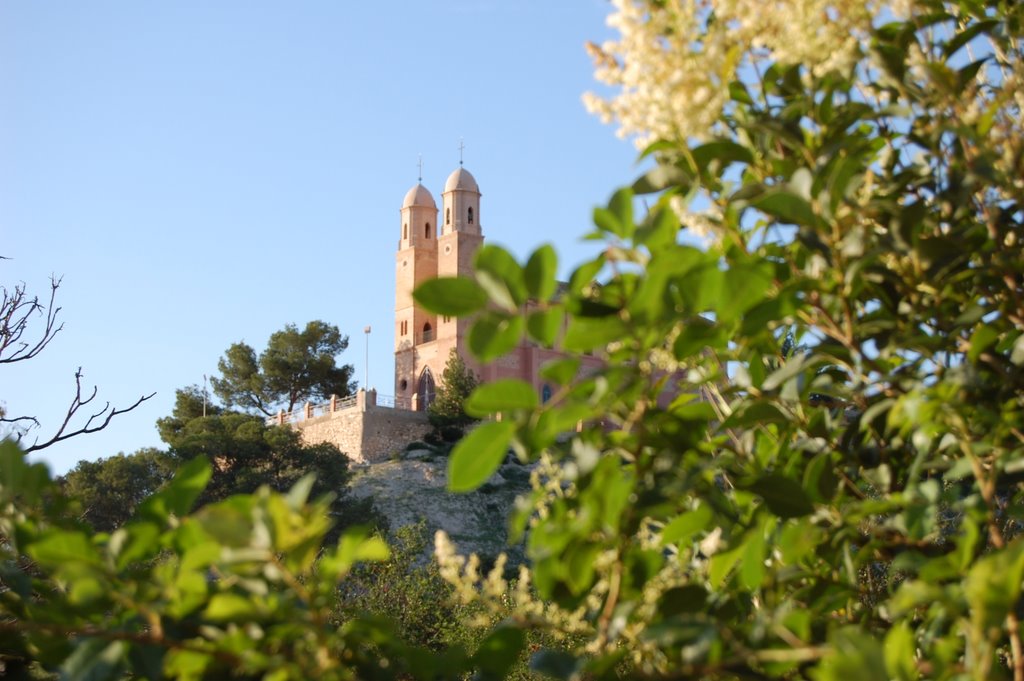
346,456,532,563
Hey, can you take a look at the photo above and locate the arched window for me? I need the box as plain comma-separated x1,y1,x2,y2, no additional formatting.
468,207,474,224
425,222,431,238
446,208,450,225
423,322,434,342
403,223,408,239
417,367,436,411
542,384,552,403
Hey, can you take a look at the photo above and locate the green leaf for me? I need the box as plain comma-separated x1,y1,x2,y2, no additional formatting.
722,402,789,429
661,504,713,546
524,244,558,300
468,312,525,362
448,421,516,492
673,319,725,359
127,645,165,681
568,255,605,296
475,244,527,310
319,528,390,582
658,585,709,616
884,621,919,681
414,276,489,316
790,167,813,200
607,187,635,239
633,164,691,195
136,456,211,522
164,650,212,680
1012,334,1024,365
540,358,580,386
709,542,744,587
0,439,51,506
762,353,810,391
285,472,316,508
61,639,128,681
635,205,679,250
110,522,162,570
474,626,526,680
965,537,1024,632
967,324,998,363
679,264,724,314
527,307,562,346
534,405,594,445
944,19,997,58
753,188,818,227
638,138,678,159
691,140,754,169
744,475,815,519
563,315,627,353
530,649,579,680
728,80,755,105
803,452,839,503
465,379,539,417
28,530,103,569
565,542,602,595
205,593,259,621
668,395,716,421
815,627,888,681
740,524,767,591
593,207,624,239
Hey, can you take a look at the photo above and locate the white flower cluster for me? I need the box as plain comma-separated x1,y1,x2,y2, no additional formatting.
583,0,912,149
433,530,594,635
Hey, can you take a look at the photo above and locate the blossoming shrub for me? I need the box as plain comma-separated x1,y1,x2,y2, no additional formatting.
417,0,1024,678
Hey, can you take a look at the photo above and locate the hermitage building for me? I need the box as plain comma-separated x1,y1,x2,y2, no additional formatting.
393,164,600,412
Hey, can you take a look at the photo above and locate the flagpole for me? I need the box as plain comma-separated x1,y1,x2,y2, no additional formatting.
363,326,371,390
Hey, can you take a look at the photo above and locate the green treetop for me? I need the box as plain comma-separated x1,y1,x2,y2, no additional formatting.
211,320,356,416
427,349,480,441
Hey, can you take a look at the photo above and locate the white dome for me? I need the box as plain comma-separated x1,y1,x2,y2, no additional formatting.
444,167,479,193
402,184,436,208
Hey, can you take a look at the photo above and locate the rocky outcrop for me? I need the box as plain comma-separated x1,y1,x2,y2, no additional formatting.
346,451,532,563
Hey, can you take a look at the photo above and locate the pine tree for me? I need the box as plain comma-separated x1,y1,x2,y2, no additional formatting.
427,349,478,441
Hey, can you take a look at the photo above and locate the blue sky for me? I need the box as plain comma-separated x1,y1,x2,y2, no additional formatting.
1,1,641,474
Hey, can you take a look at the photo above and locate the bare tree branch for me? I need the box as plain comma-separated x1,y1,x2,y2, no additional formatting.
9,368,156,453
0,276,64,364
1,269,155,452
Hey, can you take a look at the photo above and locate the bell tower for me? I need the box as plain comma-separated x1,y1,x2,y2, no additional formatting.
437,164,483,344
394,178,438,402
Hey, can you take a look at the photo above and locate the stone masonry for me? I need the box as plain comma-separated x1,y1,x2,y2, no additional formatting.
292,389,431,464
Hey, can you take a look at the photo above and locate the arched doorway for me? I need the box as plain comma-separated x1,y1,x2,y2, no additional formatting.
417,367,436,411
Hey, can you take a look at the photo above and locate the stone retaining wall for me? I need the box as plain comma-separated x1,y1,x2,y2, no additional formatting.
296,390,431,463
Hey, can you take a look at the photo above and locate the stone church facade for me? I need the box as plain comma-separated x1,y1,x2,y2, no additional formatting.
393,165,601,411
296,163,603,461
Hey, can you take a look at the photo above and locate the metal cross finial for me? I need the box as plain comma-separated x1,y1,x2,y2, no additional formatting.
458,138,465,166
417,154,423,183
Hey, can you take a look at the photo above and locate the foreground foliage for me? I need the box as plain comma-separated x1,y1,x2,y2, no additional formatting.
0,442,540,680
59,385,363,535
415,0,1024,678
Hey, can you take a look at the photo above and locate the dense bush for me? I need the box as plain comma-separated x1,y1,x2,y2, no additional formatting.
416,1,1024,678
